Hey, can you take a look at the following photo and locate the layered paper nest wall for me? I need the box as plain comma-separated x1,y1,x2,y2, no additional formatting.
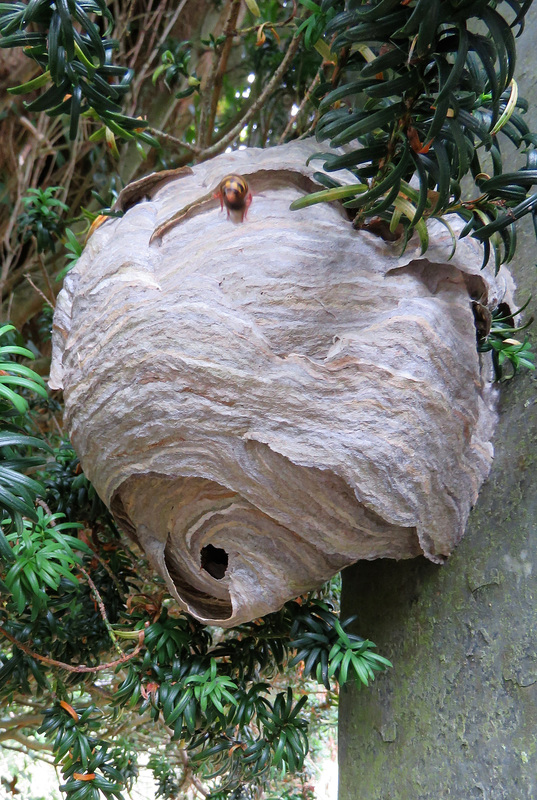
50,139,508,626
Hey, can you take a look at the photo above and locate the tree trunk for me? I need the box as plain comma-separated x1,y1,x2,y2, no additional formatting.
338,8,537,799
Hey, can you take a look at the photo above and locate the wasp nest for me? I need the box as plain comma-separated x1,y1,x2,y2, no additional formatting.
50,139,508,626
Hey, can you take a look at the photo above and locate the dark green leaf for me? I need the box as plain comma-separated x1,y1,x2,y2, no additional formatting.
330,103,403,147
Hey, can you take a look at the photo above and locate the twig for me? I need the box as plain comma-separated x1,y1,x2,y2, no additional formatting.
0,715,44,730
236,19,295,37
297,111,320,139
50,412,64,438
148,128,201,155
24,274,54,310
122,0,157,66
78,565,124,657
37,253,56,307
236,0,297,37
35,498,53,516
88,682,114,702
205,0,243,148
107,712,152,740
0,625,144,674
278,67,322,144
56,131,81,209
330,43,349,90
10,697,50,711
6,291,14,322
293,44,345,142
18,116,55,151
199,33,302,160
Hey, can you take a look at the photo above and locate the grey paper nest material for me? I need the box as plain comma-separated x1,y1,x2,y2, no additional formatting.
50,139,508,626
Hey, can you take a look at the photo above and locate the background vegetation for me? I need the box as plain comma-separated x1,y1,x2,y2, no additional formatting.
1,0,537,797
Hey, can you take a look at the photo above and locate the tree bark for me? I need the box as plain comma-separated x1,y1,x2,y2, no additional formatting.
339,8,537,799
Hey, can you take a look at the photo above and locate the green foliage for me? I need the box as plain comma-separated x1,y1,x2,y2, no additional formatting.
147,755,181,799
293,0,537,270
0,560,385,797
17,187,69,253
43,442,109,524
3,509,89,619
295,0,338,51
0,324,51,536
476,297,536,379
0,0,157,147
56,228,84,282
152,41,200,99
289,601,391,689
106,598,379,793
38,703,133,800
0,431,48,539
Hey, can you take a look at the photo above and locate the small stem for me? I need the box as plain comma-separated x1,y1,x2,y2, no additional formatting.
78,565,123,657
37,253,56,306
330,44,349,89
198,22,224,145
23,274,54,310
91,548,126,595
148,128,201,155
236,19,295,37
150,29,302,162
36,499,53,516
157,712,210,797
0,731,53,750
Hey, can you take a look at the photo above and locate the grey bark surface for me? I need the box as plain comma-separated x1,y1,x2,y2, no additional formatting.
339,9,537,800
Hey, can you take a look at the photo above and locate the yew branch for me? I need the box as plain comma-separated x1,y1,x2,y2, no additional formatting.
0,625,144,674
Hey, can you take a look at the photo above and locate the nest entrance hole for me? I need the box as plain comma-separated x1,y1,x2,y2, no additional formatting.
201,544,229,580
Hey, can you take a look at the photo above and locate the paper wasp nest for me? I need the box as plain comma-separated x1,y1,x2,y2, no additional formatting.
50,139,508,626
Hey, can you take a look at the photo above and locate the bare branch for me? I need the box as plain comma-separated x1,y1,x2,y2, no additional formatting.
24,274,55,310
199,33,302,160
0,625,144,674
148,128,201,155
128,0,190,111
